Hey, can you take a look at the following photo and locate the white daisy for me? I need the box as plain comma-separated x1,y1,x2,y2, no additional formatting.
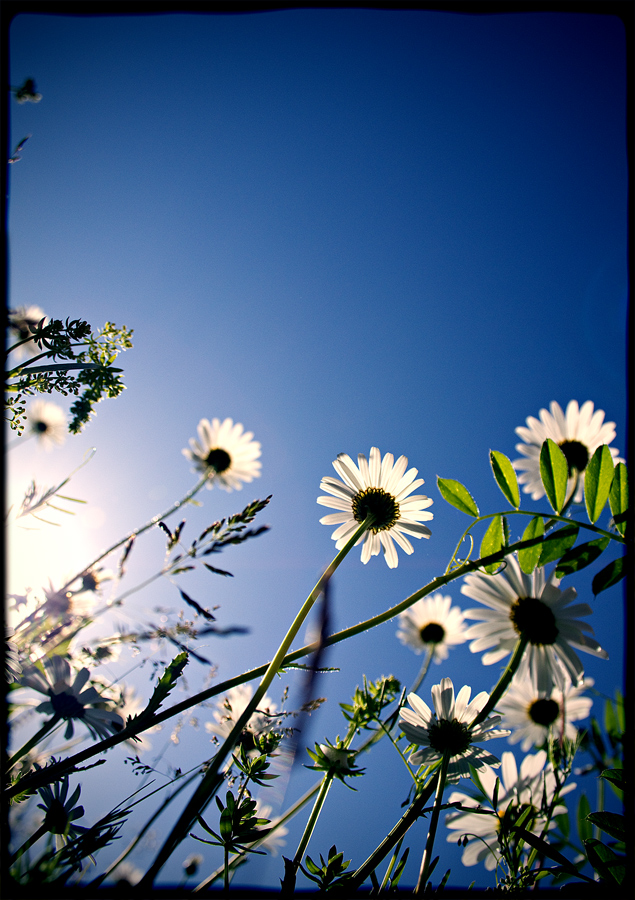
498,663,594,751
445,750,574,871
107,862,144,886
7,305,46,358
182,854,204,878
27,399,67,450
182,417,261,491
205,684,279,750
317,446,433,568
461,556,607,692
77,567,113,594
41,578,97,620
397,594,468,663
36,776,88,850
399,678,509,784
19,655,124,741
513,400,622,503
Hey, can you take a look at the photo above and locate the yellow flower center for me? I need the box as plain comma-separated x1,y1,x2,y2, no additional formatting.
352,487,400,532
528,697,560,726
50,689,85,720
428,717,472,756
558,439,589,475
509,596,559,645
419,622,445,644
204,448,231,474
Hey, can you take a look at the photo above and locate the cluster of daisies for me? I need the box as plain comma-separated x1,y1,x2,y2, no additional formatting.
311,398,616,873
12,397,618,877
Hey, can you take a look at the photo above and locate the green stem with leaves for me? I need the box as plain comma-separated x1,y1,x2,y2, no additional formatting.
139,515,375,887
6,533,546,802
445,506,624,575
291,724,358,875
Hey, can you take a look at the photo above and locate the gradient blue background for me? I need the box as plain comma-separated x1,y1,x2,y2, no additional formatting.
7,7,627,890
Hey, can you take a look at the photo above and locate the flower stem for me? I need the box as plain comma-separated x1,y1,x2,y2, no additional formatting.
6,716,61,771
347,775,438,891
223,845,230,894
139,515,375,887
415,750,451,894
292,772,335,870
409,646,434,695
290,723,357,873
469,637,528,728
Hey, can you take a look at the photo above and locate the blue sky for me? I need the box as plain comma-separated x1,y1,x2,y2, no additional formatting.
7,8,627,890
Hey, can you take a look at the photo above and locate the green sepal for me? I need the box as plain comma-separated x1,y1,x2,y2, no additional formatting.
539,439,568,513
538,524,579,567
592,556,626,595
480,515,505,573
436,477,479,517
554,811,569,840
517,516,544,574
585,445,615,524
489,450,520,509
609,462,628,535
555,536,610,578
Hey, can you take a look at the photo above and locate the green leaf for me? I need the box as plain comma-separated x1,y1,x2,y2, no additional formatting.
555,536,610,578
577,793,592,844
538,524,579,566
539,439,568,513
391,846,409,889
604,700,621,743
585,445,615,524
512,827,593,882
436,477,479,517
614,689,625,732
480,515,505,573
202,563,234,577
584,838,626,885
609,462,629,536
587,811,626,841
137,652,188,719
517,516,544,574
554,812,569,841
592,556,626,595
489,451,520,509
601,768,624,795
